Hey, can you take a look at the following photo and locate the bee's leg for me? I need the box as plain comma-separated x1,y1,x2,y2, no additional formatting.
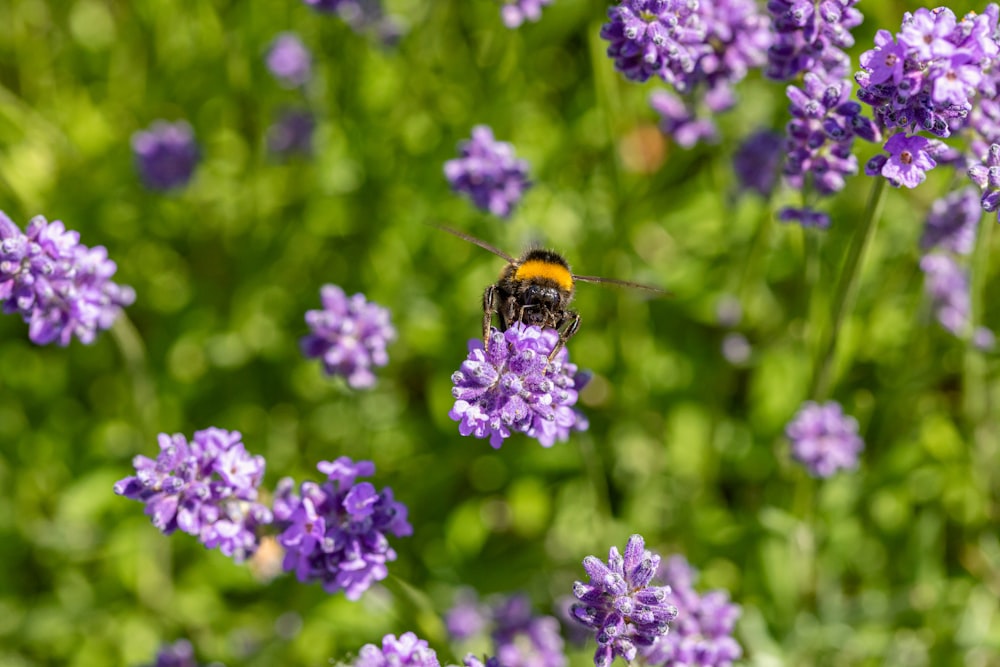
483,285,498,351
549,311,581,362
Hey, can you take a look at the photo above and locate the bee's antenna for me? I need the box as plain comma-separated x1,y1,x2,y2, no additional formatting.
572,274,669,295
430,223,517,263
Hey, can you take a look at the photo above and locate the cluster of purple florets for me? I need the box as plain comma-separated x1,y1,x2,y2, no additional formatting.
445,592,567,667
114,428,273,562
0,212,135,346
300,284,397,389
502,0,553,29
272,457,413,600
766,0,862,82
571,534,679,667
641,556,742,667
132,120,201,191
141,640,202,667
785,401,864,478
450,324,589,449
444,125,533,219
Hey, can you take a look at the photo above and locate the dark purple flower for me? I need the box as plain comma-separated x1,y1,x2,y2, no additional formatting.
300,284,396,389
571,534,678,667
765,0,862,82
491,594,567,667
921,187,982,255
114,428,273,562
732,130,784,197
450,324,589,449
141,640,199,667
502,0,553,28
266,33,311,87
444,126,532,219
778,207,831,230
0,212,135,346
600,1,709,85
132,120,199,191
785,401,864,478
273,457,412,600
355,633,439,667
877,133,937,188
920,253,972,336
641,555,741,667
463,656,502,667
303,0,404,43
969,143,1000,218
267,109,316,157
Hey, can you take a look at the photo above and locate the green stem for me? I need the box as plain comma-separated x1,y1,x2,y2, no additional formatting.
808,177,887,401
737,205,775,307
964,211,994,425
382,575,447,650
110,313,158,438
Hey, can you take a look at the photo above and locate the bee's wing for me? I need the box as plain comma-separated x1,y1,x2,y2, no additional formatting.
572,274,669,295
432,223,518,263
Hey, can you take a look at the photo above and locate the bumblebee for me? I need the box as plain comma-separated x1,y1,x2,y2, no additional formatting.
437,225,665,360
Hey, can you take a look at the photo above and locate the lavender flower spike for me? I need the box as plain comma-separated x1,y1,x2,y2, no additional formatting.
969,143,1000,220
492,594,567,667
641,555,742,667
571,534,678,667
0,212,135,346
450,323,589,449
140,640,200,667
114,428,273,562
355,633,440,667
444,125,532,219
266,33,312,88
502,0,553,29
273,457,412,600
132,120,199,191
300,284,396,389
921,187,982,255
600,1,709,85
785,401,864,478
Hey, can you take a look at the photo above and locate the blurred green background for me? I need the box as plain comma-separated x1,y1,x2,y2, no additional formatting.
1,0,999,665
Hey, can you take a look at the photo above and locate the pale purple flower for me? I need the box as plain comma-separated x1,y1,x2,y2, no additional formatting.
921,187,982,255
114,428,273,562
446,589,489,641
571,534,678,667
267,109,316,157
0,212,135,346
785,401,864,478
355,632,439,667
302,0,402,41
141,640,199,667
300,284,396,389
132,120,199,191
766,0,863,81
641,555,742,667
920,253,972,336
273,457,412,600
491,594,567,667
266,33,311,87
732,130,784,197
969,143,1000,218
870,133,938,188
649,91,718,149
444,126,532,219
450,323,589,449
721,333,751,365
463,657,502,667
502,0,553,28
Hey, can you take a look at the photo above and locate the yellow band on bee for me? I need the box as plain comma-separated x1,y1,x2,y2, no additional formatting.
514,260,574,291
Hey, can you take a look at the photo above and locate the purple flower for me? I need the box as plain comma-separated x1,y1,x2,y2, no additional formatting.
446,588,489,641
874,133,937,189
600,1,708,85
273,457,412,600
785,401,864,478
266,33,311,87
132,120,199,191
355,633,439,667
778,207,831,230
921,187,982,255
721,333,751,366
449,324,589,449
141,640,199,667
267,109,316,157
502,0,553,29
0,212,135,346
444,126,532,219
303,0,403,42
571,534,678,667
732,130,784,197
114,428,273,562
491,594,567,667
920,253,972,336
300,284,396,389
765,0,862,82
969,143,1000,218
641,555,742,667
649,91,718,149
464,657,502,667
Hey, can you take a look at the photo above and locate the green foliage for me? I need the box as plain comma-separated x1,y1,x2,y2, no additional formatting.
1,1,999,666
